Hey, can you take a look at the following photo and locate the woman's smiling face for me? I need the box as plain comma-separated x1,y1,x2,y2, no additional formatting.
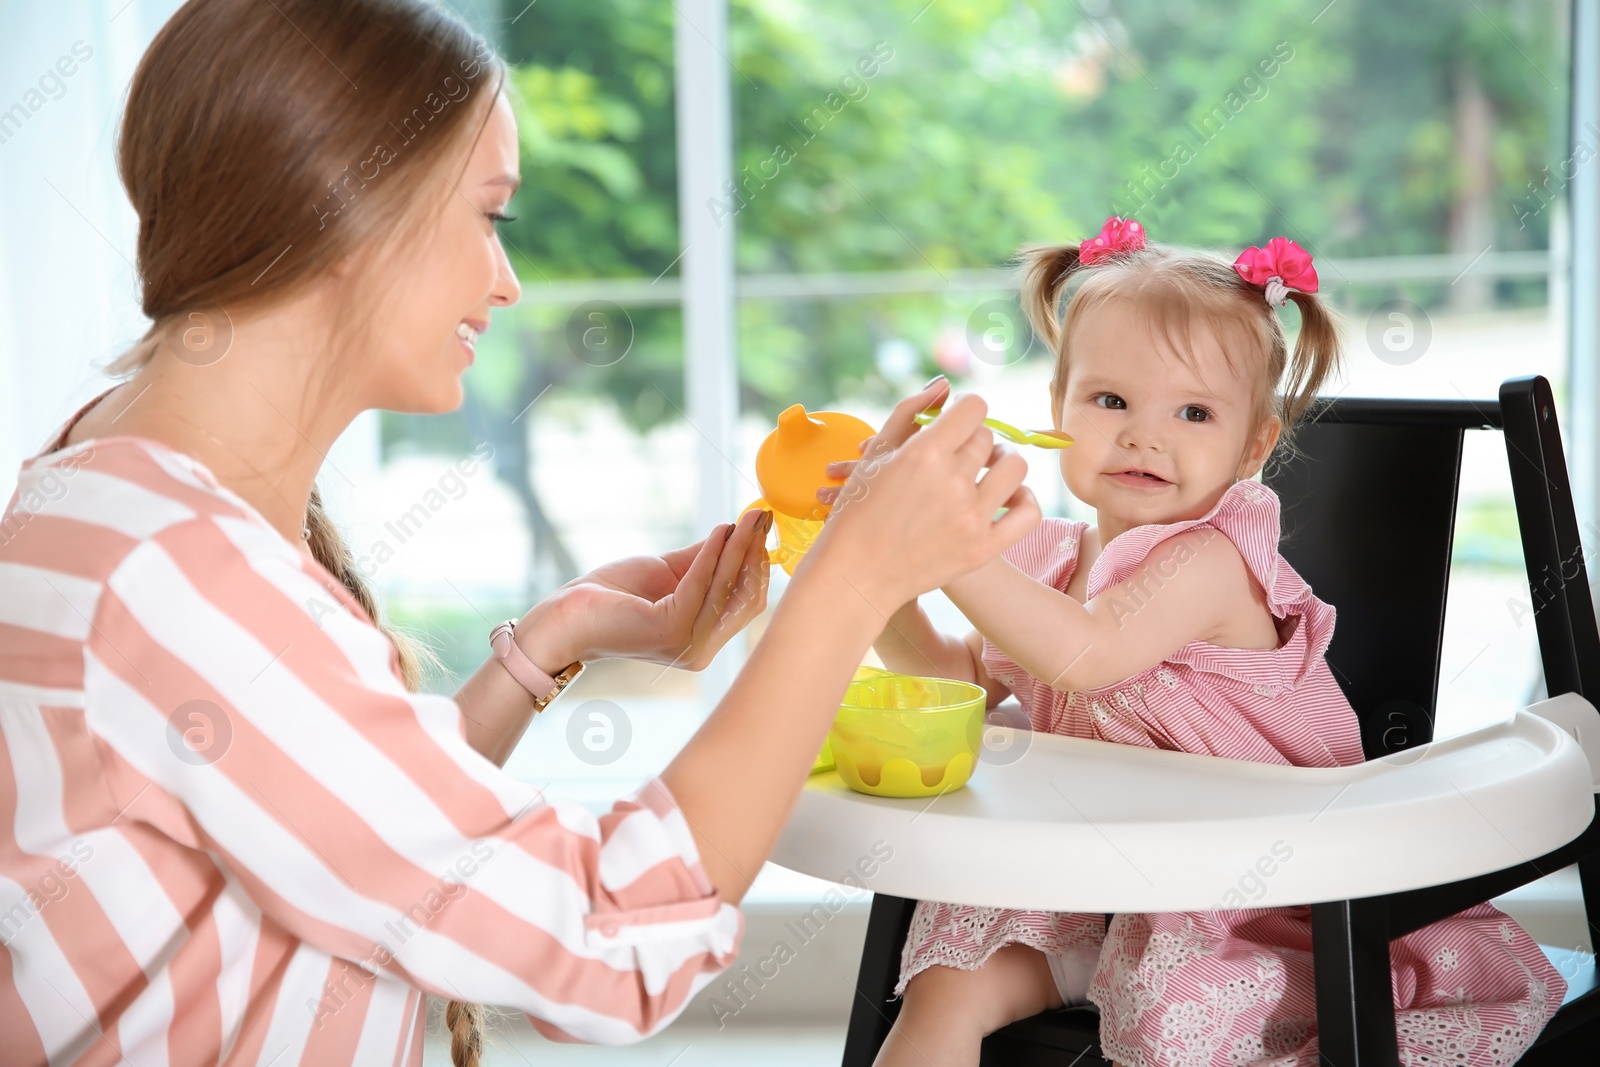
1054,297,1280,526
361,90,523,415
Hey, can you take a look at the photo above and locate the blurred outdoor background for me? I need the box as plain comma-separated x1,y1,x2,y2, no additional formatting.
400,0,1571,823
0,0,1588,1061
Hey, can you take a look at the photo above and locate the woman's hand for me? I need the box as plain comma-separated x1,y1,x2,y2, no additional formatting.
534,505,772,671
657,380,1035,904
801,377,1039,612
813,377,946,507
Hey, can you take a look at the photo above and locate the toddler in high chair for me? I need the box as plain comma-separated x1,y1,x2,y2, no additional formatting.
826,218,1566,1067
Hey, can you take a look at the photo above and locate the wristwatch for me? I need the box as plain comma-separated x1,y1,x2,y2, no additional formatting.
489,618,585,712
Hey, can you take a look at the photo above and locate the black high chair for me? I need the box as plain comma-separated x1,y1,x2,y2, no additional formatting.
833,375,1600,1066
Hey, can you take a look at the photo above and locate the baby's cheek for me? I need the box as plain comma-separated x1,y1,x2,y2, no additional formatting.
1058,446,1092,490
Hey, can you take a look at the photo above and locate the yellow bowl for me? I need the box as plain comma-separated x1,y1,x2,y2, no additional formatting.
810,733,835,774
826,666,985,797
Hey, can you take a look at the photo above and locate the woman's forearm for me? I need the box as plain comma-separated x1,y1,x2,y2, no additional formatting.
453,658,538,767
658,555,884,907
453,593,580,767
873,600,979,683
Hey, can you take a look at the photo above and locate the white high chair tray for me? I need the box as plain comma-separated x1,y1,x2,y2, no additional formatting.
771,693,1600,912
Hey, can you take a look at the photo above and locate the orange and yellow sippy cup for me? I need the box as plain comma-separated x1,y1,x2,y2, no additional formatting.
744,403,877,575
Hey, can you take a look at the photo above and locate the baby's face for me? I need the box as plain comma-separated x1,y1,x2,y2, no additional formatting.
1054,298,1278,526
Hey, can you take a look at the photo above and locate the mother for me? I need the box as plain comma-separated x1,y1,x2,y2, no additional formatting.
0,1,1037,1064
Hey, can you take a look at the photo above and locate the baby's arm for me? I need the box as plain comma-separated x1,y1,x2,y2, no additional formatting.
872,601,1012,708
942,527,1245,692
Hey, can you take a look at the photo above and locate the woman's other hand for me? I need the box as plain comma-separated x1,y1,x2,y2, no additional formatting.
540,505,772,670
804,377,1039,610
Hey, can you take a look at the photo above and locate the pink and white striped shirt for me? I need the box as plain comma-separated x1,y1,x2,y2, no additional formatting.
0,391,744,1065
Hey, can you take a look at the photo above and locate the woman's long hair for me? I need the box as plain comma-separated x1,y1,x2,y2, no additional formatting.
113,1,506,1060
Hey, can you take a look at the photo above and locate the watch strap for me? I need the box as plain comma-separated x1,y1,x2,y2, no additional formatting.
490,618,582,710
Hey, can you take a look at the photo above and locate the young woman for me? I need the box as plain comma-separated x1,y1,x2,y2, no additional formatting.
0,2,1036,1065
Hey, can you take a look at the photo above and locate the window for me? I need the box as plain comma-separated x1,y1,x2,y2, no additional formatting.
717,0,1574,738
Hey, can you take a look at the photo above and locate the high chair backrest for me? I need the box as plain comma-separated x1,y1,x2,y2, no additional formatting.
1499,376,1600,705
1263,395,1498,761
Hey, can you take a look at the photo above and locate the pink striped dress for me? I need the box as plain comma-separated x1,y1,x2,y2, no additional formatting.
0,391,743,1065
895,479,1565,1066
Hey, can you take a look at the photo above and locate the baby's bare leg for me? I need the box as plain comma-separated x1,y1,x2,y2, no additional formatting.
872,944,1063,1067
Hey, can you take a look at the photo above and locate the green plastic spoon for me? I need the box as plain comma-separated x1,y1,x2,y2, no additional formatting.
913,408,1073,449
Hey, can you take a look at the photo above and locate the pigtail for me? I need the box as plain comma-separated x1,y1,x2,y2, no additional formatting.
302,484,444,691
1016,243,1085,355
1276,290,1344,453
444,1001,487,1067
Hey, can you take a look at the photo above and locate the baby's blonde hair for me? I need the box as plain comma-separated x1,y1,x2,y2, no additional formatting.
1017,237,1343,463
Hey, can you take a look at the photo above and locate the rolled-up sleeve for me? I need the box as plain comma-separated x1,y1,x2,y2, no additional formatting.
82,513,743,1044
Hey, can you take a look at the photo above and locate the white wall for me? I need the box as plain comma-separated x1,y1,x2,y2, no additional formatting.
0,1,179,497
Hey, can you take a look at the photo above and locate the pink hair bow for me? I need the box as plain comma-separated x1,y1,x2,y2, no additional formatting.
1233,236,1318,307
1079,215,1146,266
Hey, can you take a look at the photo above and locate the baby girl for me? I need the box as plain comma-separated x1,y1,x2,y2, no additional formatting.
835,218,1566,1067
